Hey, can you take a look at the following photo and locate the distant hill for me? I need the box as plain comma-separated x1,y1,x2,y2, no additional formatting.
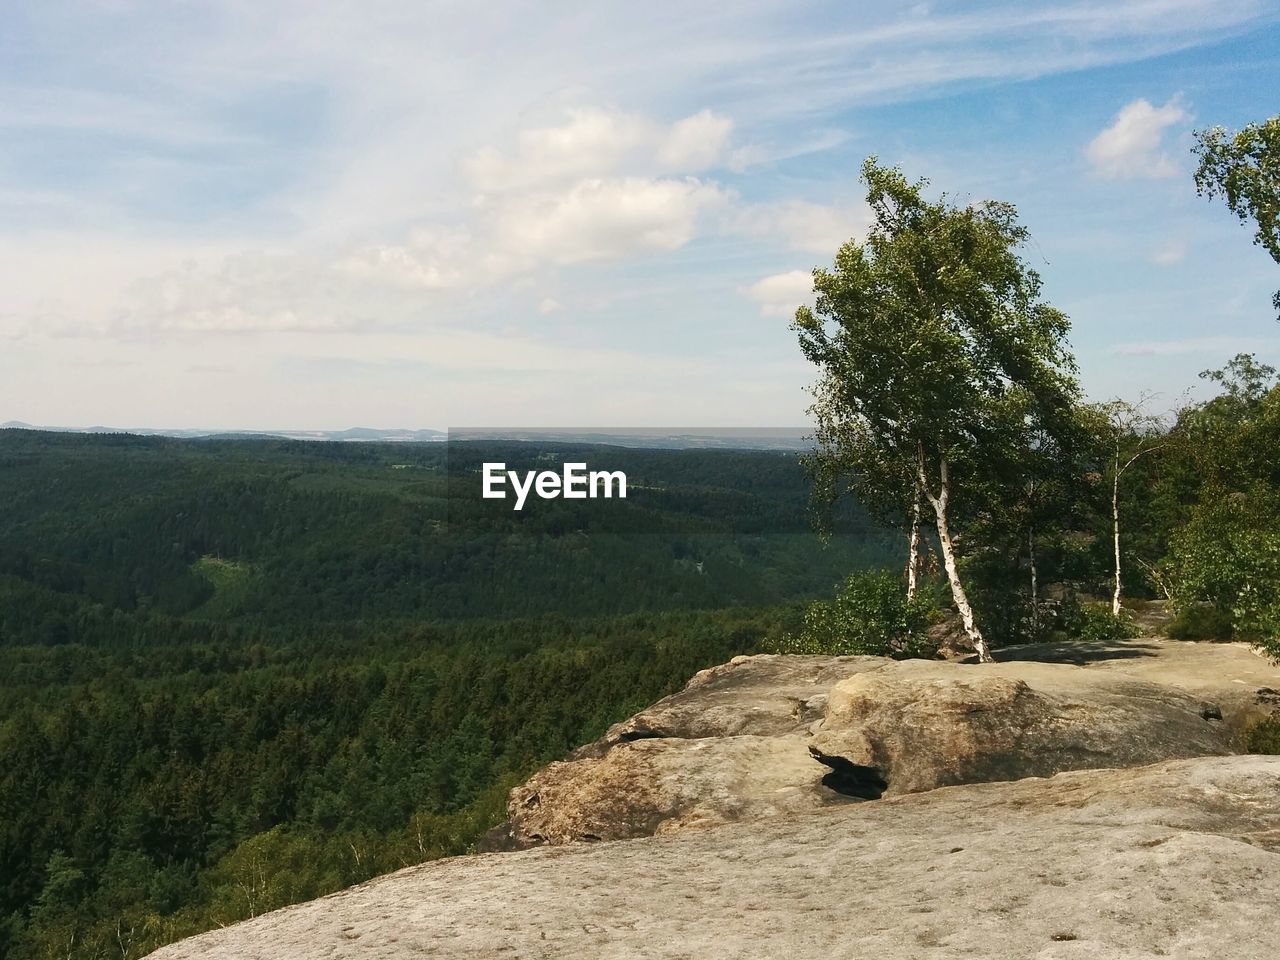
0,424,816,449
0,421,448,442
0,428,891,626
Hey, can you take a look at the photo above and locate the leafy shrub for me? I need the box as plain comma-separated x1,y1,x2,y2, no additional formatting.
768,569,937,659
1167,604,1235,641
1061,600,1140,642
1164,486,1280,656
1244,715,1280,754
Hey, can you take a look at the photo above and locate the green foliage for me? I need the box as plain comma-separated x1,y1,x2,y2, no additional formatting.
0,603,790,959
1165,486,1280,652
795,160,1079,498
1193,116,1280,315
793,158,1080,656
1167,604,1235,641
1175,355,1280,491
1061,601,1140,643
1244,715,1280,754
769,569,937,658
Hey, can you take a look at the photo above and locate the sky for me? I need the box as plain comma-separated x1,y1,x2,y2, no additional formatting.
1,0,1278,430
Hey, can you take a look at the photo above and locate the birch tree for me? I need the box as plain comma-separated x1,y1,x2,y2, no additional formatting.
795,159,1079,663
1089,400,1164,616
806,382,925,599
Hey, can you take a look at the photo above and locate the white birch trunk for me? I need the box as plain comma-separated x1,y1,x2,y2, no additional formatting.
906,491,921,601
1028,525,1039,637
918,449,992,663
1112,445,1122,617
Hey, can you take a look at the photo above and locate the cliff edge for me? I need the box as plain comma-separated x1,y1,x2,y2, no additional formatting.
148,638,1280,959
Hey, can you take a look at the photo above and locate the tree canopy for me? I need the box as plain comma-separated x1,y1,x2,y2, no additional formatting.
794,158,1080,660
1193,116,1280,316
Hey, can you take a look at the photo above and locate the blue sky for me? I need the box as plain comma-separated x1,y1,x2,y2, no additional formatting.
1,0,1278,429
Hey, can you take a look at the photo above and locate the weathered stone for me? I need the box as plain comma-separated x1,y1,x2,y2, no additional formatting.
510,734,855,846
576,653,884,754
145,756,1280,960
810,658,1236,795
505,644,1252,845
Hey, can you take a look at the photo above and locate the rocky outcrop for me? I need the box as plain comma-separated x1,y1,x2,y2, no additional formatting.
809,659,1235,794
147,755,1280,960
500,655,883,845
574,653,883,748
503,642,1261,846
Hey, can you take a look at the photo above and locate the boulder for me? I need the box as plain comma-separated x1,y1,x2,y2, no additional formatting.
499,655,886,846
509,735,850,845
576,653,884,751
810,658,1236,795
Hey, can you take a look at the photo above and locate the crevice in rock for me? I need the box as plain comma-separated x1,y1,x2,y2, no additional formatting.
808,746,887,800
617,728,667,743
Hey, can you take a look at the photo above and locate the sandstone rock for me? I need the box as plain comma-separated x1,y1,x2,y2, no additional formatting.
510,735,853,846
491,655,886,846
578,653,884,751
1000,636,1280,732
504,647,1245,845
146,756,1280,960
926,615,973,659
810,658,1236,795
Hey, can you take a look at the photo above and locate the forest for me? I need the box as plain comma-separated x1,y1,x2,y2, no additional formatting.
0,431,898,959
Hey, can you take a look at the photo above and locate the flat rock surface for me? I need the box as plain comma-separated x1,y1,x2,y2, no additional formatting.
147,755,1280,960
998,638,1280,727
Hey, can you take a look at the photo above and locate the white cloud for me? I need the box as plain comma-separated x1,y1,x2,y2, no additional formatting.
1085,97,1191,179
464,107,733,192
0,314,32,340
728,129,852,172
656,109,734,170
4,1,1276,426
463,108,652,191
493,176,731,265
87,175,732,339
736,199,872,255
331,175,731,301
112,252,379,337
537,297,562,315
336,227,472,289
744,269,814,317
1149,238,1188,266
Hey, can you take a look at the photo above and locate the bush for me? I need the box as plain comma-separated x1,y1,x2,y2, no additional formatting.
1164,486,1280,656
1062,601,1140,642
1244,715,1280,754
768,569,937,659
1167,604,1235,641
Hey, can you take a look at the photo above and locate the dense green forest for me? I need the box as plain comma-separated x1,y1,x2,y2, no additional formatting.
0,431,897,959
